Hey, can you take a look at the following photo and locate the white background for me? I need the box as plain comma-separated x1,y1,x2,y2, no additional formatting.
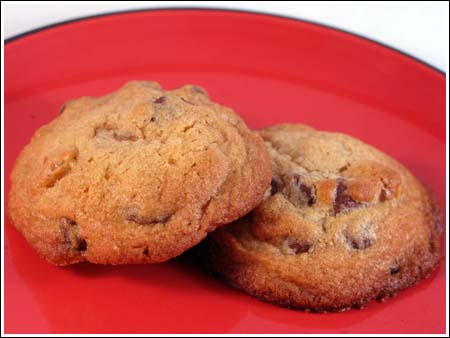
3,1,449,72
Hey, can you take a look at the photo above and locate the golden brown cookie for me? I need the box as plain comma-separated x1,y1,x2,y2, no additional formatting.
202,124,442,312
8,81,271,265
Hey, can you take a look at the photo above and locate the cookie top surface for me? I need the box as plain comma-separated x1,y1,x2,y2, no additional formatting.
206,124,442,311
8,81,271,265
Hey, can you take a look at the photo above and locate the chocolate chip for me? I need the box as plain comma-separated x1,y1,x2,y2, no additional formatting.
348,236,373,250
60,217,76,226
127,213,143,224
299,184,315,206
270,176,283,195
290,174,316,206
288,240,311,254
351,302,365,310
379,188,392,202
334,180,360,214
291,173,301,185
77,239,87,251
390,266,400,275
150,117,156,122
59,217,86,253
143,247,149,257
153,96,166,104
283,174,316,207
338,164,349,173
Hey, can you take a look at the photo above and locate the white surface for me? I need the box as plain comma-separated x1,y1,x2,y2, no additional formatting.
3,1,449,71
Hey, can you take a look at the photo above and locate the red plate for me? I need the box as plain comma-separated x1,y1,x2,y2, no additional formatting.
4,9,446,334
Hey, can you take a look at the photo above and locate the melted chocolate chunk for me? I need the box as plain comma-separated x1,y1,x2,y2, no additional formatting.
60,217,87,252
338,164,349,173
60,217,77,226
390,266,401,275
270,176,283,195
299,184,315,206
334,180,360,214
59,217,77,244
379,188,392,202
289,174,316,206
288,240,311,254
77,239,87,251
347,235,373,250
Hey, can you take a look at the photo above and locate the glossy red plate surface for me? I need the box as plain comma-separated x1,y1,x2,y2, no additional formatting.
4,9,446,334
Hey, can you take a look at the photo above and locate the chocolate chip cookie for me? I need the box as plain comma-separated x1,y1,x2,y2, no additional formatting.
202,124,442,311
8,81,271,265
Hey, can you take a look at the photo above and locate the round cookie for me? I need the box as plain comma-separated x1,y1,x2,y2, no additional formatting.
8,81,271,265
202,124,442,312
